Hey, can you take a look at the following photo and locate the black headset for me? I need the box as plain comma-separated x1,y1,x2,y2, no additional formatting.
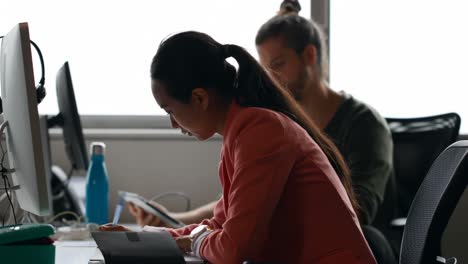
0,36,47,113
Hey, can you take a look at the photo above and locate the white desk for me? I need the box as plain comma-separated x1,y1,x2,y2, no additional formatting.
55,240,100,264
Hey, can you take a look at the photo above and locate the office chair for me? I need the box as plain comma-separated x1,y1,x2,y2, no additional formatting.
361,225,397,264
373,113,461,255
387,113,461,217
400,140,468,264
242,226,395,264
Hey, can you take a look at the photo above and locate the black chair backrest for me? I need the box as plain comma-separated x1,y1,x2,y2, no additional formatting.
362,225,397,264
400,140,468,264
386,113,460,216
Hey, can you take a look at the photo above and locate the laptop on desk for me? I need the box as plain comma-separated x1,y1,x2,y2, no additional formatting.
90,231,204,264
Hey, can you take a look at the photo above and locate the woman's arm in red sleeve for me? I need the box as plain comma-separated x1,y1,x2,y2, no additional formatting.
162,196,225,237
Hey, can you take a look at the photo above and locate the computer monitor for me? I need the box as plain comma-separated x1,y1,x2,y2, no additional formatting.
39,115,53,215
48,61,88,171
0,22,52,216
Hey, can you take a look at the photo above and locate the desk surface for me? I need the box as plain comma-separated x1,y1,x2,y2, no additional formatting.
55,239,204,264
55,240,99,264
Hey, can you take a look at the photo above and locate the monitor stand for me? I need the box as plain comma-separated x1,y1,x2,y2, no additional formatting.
50,165,84,219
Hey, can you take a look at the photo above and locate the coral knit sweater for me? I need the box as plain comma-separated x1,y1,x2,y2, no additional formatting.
168,103,376,264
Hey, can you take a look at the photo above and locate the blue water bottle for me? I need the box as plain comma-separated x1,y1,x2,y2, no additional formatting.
85,142,109,224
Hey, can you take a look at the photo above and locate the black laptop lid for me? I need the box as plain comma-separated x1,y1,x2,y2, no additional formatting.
92,230,185,264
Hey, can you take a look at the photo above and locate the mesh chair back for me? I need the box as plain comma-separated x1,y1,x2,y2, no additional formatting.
400,141,468,264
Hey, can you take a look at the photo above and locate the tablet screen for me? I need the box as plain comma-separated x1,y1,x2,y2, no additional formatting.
120,191,185,228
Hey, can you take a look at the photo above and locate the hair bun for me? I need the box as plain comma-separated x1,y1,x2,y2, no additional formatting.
279,0,301,15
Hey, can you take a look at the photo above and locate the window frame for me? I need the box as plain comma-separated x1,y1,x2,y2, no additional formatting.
79,115,171,129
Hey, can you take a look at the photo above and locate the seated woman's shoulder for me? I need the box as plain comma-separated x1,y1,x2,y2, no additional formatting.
237,106,289,122
226,106,293,138
232,106,292,130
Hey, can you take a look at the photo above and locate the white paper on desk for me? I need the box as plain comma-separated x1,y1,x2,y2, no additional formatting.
55,240,97,247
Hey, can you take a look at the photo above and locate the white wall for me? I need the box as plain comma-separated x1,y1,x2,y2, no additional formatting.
49,129,223,223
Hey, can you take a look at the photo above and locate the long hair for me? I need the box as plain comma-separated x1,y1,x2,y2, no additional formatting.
150,31,360,216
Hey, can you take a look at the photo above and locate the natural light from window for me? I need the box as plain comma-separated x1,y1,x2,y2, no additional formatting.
1,0,310,116
330,0,468,131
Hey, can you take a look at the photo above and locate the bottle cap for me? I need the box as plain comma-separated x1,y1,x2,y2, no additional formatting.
90,142,106,155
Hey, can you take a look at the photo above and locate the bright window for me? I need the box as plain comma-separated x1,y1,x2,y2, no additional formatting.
330,0,468,131
1,0,310,116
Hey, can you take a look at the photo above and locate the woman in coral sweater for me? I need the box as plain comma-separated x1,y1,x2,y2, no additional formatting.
103,31,376,264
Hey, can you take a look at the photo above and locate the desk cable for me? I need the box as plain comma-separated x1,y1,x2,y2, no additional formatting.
0,137,16,226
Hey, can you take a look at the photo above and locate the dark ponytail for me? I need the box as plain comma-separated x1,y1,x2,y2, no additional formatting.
151,32,360,217
222,44,290,111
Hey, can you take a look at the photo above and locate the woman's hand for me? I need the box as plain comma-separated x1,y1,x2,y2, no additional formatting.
175,235,192,253
98,223,131,232
128,201,170,227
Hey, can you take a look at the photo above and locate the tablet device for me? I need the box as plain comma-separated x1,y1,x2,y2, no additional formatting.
120,191,185,228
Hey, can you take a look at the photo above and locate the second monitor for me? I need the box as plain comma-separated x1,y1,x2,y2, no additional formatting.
47,61,88,217
48,61,88,172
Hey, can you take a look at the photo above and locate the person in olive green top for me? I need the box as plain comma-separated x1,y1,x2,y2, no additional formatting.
129,0,393,226
322,92,394,224
255,1,393,224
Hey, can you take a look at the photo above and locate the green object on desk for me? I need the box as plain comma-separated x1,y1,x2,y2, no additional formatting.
0,223,56,264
